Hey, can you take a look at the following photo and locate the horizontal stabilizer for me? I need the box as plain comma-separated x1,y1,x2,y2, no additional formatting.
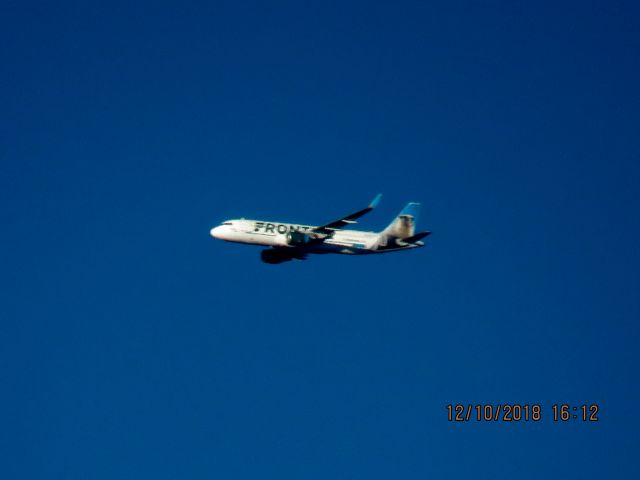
403,231,431,244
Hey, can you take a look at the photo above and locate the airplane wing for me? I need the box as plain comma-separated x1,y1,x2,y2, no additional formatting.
311,194,382,235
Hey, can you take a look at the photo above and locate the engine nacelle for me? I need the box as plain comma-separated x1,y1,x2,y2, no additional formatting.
286,231,312,246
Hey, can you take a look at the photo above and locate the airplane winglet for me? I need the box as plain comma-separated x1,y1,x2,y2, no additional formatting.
370,193,382,209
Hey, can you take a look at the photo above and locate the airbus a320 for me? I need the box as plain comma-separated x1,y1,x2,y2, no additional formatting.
209,194,431,264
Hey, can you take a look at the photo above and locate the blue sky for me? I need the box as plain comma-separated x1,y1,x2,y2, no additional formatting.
2,1,639,478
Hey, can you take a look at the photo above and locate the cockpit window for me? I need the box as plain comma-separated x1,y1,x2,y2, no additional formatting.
222,221,233,226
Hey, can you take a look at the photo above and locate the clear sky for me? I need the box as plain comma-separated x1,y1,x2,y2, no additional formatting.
2,1,639,478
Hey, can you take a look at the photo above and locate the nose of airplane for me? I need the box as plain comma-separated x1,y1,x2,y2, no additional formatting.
211,224,233,240
210,226,222,238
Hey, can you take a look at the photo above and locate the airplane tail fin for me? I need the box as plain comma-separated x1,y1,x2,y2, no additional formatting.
382,202,420,239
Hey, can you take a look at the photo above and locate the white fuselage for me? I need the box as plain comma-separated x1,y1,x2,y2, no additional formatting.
210,218,424,255
210,219,382,254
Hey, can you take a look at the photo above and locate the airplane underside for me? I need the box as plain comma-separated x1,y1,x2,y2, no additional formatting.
260,242,423,264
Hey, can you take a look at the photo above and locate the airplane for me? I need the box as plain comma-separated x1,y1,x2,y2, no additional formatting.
209,194,431,264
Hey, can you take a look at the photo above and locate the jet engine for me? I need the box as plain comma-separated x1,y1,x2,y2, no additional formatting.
261,249,291,264
286,231,312,246
261,248,307,264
